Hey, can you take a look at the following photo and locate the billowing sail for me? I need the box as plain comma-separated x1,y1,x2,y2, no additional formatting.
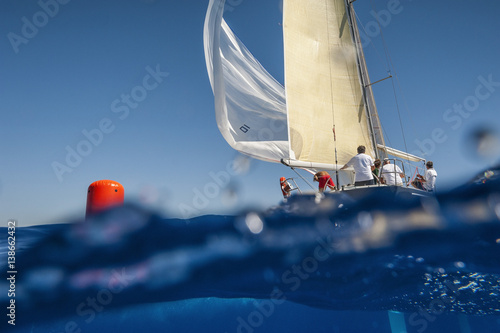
203,0,289,163
282,0,375,168
204,0,420,175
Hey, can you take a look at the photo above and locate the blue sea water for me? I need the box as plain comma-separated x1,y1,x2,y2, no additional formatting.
2,167,500,332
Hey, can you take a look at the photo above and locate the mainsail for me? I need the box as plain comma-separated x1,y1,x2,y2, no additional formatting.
204,0,423,174
282,0,383,169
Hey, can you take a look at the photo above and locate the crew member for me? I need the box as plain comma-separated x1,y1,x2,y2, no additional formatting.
412,161,437,191
313,171,335,192
280,177,292,198
340,145,375,186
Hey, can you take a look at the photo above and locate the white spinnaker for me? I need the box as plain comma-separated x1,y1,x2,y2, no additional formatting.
204,0,289,163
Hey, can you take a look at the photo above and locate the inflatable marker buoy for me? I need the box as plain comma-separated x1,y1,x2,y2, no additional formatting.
85,180,124,218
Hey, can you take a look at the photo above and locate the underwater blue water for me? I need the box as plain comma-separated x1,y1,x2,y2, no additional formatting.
1,166,500,332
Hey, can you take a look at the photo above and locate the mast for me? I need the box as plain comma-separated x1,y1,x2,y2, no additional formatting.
344,0,382,159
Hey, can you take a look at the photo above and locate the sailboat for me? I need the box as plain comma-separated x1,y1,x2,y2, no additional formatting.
203,0,428,201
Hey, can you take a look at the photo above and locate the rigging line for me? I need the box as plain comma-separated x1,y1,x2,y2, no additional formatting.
391,77,411,163
368,0,419,153
379,117,394,155
353,10,390,75
352,8,394,155
368,0,392,72
325,0,340,185
378,51,420,154
389,66,421,151
291,168,316,191
379,120,393,148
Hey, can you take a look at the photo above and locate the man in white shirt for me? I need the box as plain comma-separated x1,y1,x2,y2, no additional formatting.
380,158,404,186
341,145,375,186
422,161,437,191
412,161,437,191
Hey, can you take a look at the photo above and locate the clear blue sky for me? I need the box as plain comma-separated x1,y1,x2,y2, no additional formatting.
1,0,499,226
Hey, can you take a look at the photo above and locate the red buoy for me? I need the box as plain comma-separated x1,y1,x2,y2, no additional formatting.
85,180,124,218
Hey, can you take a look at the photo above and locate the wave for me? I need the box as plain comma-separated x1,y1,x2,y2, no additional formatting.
2,166,500,331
